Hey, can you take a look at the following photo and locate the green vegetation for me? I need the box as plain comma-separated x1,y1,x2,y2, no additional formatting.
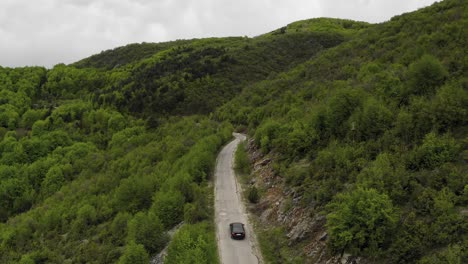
0,0,466,263
326,188,398,256
247,186,260,204
234,141,251,175
0,64,234,262
216,0,467,262
165,223,219,264
257,227,304,264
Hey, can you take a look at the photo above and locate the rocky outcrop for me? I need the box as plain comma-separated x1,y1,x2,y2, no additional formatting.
246,139,365,264
150,222,184,264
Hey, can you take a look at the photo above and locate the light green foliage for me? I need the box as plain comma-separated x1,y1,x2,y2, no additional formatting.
410,132,460,170
326,188,398,256
234,141,251,175
0,1,466,262
284,18,369,35
254,119,283,153
31,119,49,136
76,204,97,226
118,242,149,264
40,165,65,198
18,255,35,264
357,153,408,203
165,223,219,264
0,104,20,129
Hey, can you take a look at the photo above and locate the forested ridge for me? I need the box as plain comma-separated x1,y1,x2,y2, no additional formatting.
0,0,467,263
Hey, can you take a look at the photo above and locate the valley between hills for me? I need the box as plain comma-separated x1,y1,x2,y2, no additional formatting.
0,0,467,263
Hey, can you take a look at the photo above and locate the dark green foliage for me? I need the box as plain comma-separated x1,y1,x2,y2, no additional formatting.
151,191,185,228
0,1,466,262
409,132,460,170
350,97,393,141
431,82,468,132
248,186,260,204
127,212,168,253
406,54,448,96
257,227,305,264
418,244,464,264
214,2,467,261
183,186,210,223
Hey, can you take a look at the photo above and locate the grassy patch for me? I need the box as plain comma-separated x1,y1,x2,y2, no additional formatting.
256,227,305,264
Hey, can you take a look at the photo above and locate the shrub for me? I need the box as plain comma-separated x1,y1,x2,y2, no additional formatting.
118,242,149,264
165,223,218,264
248,186,259,203
326,188,398,256
234,141,250,175
127,212,168,253
407,54,448,96
409,132,460,170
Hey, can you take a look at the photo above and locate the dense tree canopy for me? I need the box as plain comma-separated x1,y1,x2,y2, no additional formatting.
0,0,466,263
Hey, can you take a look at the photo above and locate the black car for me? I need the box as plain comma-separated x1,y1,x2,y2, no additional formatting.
230,222,245,239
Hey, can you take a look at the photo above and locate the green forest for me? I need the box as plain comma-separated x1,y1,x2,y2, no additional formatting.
1,0,467,263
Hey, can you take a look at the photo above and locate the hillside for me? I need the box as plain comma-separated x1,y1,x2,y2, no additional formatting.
0,17,362,263
217,0,467,263
0,0,467,263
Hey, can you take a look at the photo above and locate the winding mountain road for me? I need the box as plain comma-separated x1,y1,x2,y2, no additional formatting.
215,133,262,264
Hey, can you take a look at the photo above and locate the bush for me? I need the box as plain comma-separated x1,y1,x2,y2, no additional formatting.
326,188,398,256
118,242,149,264
165,223,218,264
407,54,448,96
409,132,460,170
234,141,250,175
127,212,168,253
248,186,259,203
151,191,185,228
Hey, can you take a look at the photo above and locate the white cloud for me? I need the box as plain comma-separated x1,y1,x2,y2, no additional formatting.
0,0,437,68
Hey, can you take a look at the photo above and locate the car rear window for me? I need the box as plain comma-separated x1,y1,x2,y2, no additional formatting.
232,224,244,232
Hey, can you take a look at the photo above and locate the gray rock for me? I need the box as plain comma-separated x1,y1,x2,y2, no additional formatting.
319,232,328,241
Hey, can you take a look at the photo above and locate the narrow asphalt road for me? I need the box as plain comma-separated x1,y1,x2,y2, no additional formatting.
215,133,262,264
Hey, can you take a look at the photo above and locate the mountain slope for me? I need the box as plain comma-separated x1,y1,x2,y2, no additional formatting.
0,18,363,263
216,0,467,262
74,22,363,117
0,1,466,263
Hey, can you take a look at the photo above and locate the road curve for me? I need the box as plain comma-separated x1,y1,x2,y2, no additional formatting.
215,133,261,264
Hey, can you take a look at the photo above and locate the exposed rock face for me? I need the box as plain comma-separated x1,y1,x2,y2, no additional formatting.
246,139,365,264
150,222,184,264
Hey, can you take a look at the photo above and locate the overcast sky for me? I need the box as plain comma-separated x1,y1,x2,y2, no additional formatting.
1,0,437,68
